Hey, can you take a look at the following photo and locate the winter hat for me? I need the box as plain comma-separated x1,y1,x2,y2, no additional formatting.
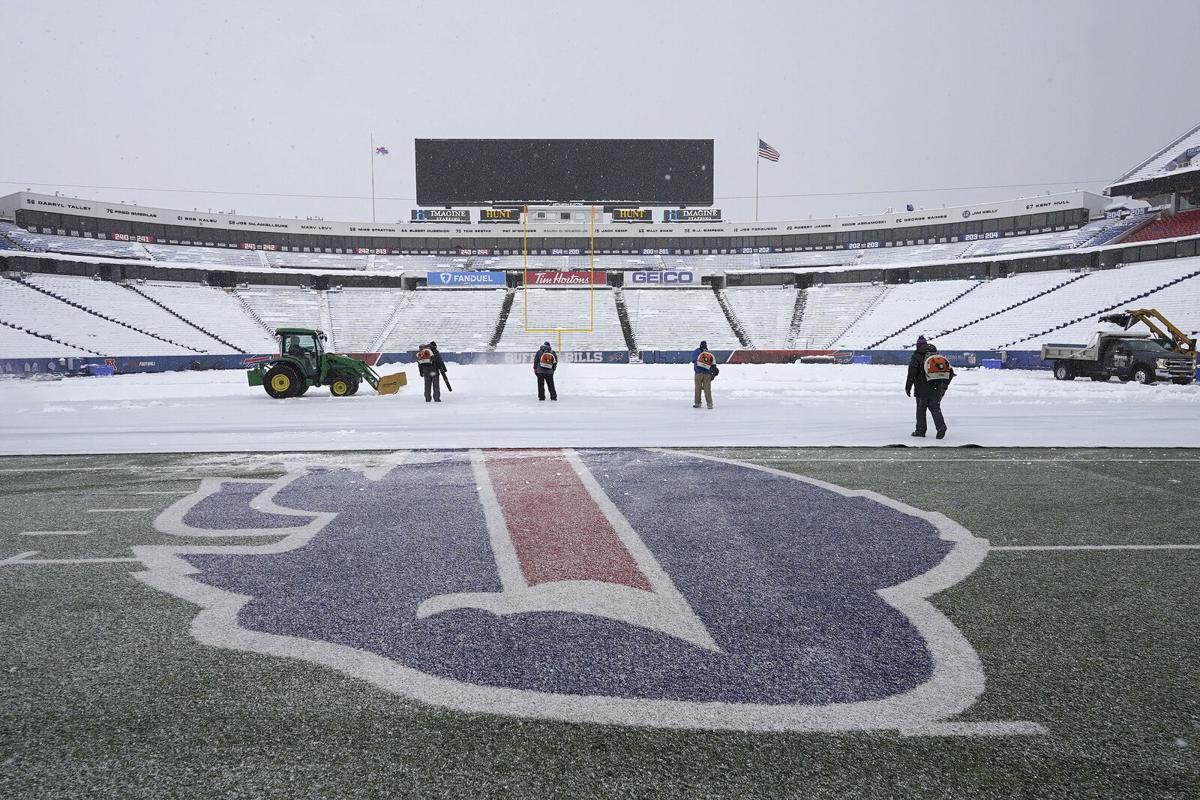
543,341,551,348
699,340,708,349
916,336,928,348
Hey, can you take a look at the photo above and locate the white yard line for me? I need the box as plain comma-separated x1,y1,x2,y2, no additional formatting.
18,530,94,536
992,543,1200,551
86,507,152,513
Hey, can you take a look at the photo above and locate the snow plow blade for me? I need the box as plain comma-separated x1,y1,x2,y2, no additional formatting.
374,371,407,395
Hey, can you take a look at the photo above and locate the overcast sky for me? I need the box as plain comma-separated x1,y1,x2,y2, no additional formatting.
1,0,1197,224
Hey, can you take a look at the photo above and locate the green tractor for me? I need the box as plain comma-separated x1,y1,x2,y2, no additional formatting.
247,328,407,398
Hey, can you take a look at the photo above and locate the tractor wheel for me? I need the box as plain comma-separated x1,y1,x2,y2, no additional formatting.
347,379,361,395
329,376,354,397
294,384,309,396
264,365,301,399
1131,366,1154,385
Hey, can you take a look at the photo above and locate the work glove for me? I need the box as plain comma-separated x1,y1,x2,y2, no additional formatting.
905,387,911,397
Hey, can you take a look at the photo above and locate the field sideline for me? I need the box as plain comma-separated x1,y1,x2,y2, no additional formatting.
1,447,1197,799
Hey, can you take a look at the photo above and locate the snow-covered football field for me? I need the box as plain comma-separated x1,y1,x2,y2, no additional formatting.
1,363,1196,454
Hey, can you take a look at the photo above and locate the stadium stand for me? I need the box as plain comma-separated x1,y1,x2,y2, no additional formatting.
792,283,889,349
836,280,980,350
495,289,627,352
325,288,409,352
721,286,799,348
874,270,1084,349
135,282,276,353
144,243,266,268
622,289,740,350
0,320,94,358
1121,209,1200,244
234,285,324,334
23,274,229,353
935,260,1200,349
1110,122,1200,188
1,222,148,260
0,276,196,355
377,288,506,353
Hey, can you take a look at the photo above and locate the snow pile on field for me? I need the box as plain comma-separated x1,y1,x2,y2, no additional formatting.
0,364,1196,454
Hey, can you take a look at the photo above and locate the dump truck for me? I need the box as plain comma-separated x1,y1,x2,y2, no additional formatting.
247,328,407,398
1041,309,1196,385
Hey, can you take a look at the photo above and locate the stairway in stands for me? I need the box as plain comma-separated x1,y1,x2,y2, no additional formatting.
613,286,638,355
713,287,752,348
487,288,516,351
785,288,807,348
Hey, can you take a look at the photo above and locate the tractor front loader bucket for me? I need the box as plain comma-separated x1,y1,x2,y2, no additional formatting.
374,370,408,396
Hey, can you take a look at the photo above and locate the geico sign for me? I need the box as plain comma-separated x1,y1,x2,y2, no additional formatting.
630,270,695,285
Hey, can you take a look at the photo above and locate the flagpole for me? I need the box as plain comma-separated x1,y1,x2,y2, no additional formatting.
755,131,760,222
370,132,377,223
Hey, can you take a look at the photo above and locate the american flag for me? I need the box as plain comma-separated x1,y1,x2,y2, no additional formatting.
758,139,780,162
375,146,389,156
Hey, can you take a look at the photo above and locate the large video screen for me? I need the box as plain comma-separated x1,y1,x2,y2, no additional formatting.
415,139,714,206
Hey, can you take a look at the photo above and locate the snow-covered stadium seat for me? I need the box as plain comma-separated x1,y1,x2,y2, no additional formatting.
0,322,93,358
622,289,739,350
722,287,798,348
326,288,409,352
24,274,230,353
792,283,888,349
2,224,148,259
234,286,324,334
0,277,193,355
495,288,627,351
378,288,506,353
835,280,979,349
937,259,1200,349
874,270,1080,348
136,281,278,353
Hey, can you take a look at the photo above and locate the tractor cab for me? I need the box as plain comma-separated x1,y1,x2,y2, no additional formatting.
278,328,324,379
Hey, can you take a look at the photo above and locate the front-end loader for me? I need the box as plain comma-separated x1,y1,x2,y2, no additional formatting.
247,328,407,398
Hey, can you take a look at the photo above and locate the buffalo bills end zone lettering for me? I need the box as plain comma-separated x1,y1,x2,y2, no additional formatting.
132,448,1041,735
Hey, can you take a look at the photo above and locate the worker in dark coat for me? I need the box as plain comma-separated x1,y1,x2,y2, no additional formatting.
416,341,447,402
905,335,953,438
534,342,558,401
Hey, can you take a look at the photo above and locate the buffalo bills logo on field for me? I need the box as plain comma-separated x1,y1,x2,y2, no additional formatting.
134,449,1041,734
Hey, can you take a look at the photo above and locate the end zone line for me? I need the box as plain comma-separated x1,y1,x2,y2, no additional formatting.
992,544,1200,551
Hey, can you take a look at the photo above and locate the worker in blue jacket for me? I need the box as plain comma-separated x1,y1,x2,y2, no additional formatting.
691,340,718,409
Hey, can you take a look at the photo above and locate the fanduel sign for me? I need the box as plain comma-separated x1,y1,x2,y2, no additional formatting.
629,270,696,286
527,271,607,287
426,271,507,287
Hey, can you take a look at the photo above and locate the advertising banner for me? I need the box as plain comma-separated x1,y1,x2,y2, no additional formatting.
426,271,507,287
411,209,470,223
479,208,522,224
628,270,696,287
525,271,606,287
664,208,722,223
